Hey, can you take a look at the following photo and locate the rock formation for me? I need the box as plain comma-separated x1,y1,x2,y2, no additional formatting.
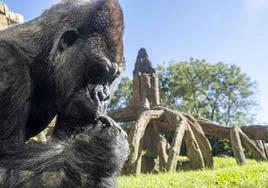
0,3,23,30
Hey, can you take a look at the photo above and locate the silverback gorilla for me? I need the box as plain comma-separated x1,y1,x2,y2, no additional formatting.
0,0,128,187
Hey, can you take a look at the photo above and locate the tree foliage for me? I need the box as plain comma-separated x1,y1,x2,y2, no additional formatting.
157,59,258,125
109,77,133,111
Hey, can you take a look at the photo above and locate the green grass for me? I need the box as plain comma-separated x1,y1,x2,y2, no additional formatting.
118,157,268,188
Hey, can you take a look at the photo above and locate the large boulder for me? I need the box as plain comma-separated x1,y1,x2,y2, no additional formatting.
0,3,23,30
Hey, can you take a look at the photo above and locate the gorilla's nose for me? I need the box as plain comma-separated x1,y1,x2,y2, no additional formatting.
94,85,110,103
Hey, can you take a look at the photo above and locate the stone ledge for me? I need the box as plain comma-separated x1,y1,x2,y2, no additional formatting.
0,3,24,24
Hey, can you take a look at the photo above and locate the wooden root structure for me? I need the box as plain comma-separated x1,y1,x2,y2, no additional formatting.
125,106,214,174
109,55,215,174
198,118,268,165
111,105,268,175
108,48,268,175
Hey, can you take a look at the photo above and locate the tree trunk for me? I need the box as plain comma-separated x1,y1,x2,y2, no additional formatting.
230,127,246,165
263,141,268,158
256,140,265,156
198,119,268,141
142,123,160,158
133,73,141,108
241,126,268,141
197,119,230,139
166,120,186,171
238,131,267,161
127,109,165,174
142,122,161,173
186,115,213,168
139,75,151,111
184,124,205,170
150,73,160,107
158,135,169,171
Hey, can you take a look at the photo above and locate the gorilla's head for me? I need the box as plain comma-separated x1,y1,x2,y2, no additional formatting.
41,0,124,123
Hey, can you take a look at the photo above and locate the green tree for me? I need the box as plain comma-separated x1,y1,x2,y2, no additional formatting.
157,59,258,125
109,77,133,110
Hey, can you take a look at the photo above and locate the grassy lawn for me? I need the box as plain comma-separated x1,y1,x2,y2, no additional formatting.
118,157,268,188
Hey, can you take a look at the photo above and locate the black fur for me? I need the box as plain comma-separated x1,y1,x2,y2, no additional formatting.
1,117,128,188
0,0,126,187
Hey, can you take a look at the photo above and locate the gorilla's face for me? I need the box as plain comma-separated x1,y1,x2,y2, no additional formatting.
49,1,124,123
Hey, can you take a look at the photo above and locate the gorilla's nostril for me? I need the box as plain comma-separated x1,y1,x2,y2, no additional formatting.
94,85,111,102
102,86,111,102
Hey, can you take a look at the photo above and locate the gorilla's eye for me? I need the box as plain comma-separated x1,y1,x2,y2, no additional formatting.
60,29,80,50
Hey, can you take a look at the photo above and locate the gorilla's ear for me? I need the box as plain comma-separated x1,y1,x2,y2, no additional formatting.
59,29,80,51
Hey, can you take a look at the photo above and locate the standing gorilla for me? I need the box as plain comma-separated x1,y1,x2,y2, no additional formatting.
0,0,128,187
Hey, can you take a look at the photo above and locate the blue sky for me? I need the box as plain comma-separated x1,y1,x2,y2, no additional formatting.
3,0,268,123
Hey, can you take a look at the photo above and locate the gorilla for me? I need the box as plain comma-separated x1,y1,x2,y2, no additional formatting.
2,118,128,188
0,0,128,187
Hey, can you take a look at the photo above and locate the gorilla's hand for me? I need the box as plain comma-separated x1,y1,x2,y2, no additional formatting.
72,116,129,177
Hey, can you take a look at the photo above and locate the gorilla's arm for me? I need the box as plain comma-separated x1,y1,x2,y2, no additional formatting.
24,95,57,139
0,40,57,141
0,118,128,188
0,41,31,148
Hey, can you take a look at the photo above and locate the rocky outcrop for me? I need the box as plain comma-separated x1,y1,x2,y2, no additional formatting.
0,3,23,30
